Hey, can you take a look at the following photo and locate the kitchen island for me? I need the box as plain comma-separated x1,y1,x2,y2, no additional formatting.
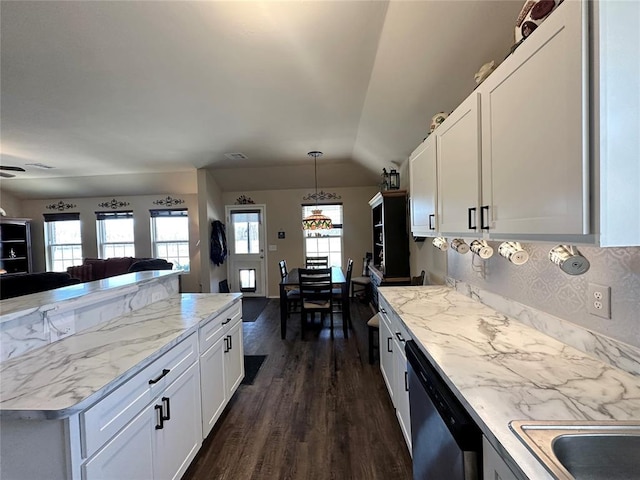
379,285,640,480
0,273,243,480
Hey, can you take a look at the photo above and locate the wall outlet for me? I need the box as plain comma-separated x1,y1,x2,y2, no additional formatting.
587,283,611,319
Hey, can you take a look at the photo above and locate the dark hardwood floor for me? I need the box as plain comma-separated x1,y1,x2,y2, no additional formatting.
183,298,413,480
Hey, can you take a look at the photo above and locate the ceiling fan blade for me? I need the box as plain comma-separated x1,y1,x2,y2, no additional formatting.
0,166,26,172
0,172,16,178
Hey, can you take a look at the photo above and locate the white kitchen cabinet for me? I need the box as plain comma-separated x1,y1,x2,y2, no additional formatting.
480,0,587,237
82,403,155,480
224,309,244,397
483,436,519,480
379,296,411,453
200,333,227,438
432,0,639,246
409,134,438,236
392,325,411,452
84,361,201,480
437,92,482,237
378,306,394,404
153,362,202,480
199,300,244,439
81,334,201,480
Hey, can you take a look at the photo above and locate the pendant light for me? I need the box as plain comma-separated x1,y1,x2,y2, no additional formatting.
302,151,333,230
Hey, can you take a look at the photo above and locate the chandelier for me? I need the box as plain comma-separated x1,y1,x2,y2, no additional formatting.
302,151,333,231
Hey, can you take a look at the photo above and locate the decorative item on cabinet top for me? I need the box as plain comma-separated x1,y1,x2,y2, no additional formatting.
429,112,449,133
515,0,562,43
474,61,496,85
380,168,400,191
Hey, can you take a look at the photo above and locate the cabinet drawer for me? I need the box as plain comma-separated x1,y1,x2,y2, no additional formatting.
81,333,197,458
199,301,241,352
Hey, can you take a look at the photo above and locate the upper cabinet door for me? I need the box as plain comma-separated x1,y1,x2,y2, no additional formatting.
437,92,482,237
409,135,437,237
480,0,587,236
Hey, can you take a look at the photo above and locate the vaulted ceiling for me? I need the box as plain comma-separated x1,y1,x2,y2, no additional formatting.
0,0,522,199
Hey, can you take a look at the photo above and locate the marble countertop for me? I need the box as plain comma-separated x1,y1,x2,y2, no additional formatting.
0,293,241,420
0,270,181,324
379,286,640,480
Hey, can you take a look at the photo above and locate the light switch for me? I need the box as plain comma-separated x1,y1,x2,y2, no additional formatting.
268,244,277,251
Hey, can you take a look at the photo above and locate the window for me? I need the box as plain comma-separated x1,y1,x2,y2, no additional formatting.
150,209,189,271
43,213,83,272
302,204,343,268
231,211,260,255
96,211,135,258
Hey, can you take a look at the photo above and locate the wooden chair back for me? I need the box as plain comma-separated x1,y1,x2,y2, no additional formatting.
278,260,288,279
305,256,329,269
298,267,333,309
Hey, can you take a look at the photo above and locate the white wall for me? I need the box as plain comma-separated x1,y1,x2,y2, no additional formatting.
20,193,201,292
0,189,23,218
197,169,227,293
222,185,378,297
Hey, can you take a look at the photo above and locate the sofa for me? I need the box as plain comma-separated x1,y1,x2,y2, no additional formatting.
66,257,173,283
0,272,82,300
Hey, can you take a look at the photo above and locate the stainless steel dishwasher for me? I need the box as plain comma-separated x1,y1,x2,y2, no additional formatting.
406,340,482,480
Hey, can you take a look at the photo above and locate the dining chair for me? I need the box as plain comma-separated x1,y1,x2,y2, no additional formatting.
305,256,329,269
298,267,333,339
351,257,371,299
367,312,382,364
279,259,299,317
332,258,353,336
412,270,426,286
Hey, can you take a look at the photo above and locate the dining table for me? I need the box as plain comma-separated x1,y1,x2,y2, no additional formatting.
279,266,347,339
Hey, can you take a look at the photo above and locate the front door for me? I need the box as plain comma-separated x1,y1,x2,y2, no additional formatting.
225,205,266,297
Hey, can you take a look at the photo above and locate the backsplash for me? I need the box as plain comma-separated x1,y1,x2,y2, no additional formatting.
447,243,640,349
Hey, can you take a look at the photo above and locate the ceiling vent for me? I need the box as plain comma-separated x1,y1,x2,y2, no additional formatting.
224,152,248,161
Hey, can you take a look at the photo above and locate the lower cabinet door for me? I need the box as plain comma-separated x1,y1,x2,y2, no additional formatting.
200,334,227,439
393,340,411,452
153,362,202,480
224,320,244,397
82,403,155,480
379,314,394,404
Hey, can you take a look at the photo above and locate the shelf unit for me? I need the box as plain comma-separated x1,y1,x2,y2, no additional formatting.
368,190,410,302
0,218,33,274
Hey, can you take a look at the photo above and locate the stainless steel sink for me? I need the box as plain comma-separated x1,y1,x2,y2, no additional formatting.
509,420,640,480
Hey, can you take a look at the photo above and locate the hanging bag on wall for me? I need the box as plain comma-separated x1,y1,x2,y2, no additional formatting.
210,220,228,266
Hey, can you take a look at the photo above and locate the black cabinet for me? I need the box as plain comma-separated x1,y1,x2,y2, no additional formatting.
368,191,410,309
0,218,33,274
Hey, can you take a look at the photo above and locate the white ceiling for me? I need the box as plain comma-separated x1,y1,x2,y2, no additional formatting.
0,0,523,199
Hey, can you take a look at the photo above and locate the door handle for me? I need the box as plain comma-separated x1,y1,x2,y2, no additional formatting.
395,332,405,343
468,207,477,230
428,214,435,230
155,404,164,430
224,337,230,353
405,371,409,392
227,334,232,350
480,205,490,231
149,368,170,385
161,397,170,421
387,337,393,353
